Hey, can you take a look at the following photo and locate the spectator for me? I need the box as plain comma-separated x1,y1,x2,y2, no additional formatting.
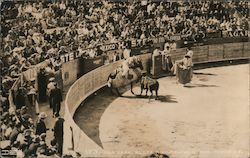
50,83,62,117
35,112,47,136
47,77,56,108
53,115,64,157
27,84,39,114
24,136,40,157
15,87,26,110
9,123,22,144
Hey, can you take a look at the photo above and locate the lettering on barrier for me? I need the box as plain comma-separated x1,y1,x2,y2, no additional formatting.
100,43,117,51
222,30,248,37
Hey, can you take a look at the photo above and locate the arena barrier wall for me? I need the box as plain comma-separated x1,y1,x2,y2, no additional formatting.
63,42,249,157
61,59,80,87
63,53,151,157
8,60,51,109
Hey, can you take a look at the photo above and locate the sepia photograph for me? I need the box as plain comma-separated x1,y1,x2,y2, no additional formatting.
0,0,249,157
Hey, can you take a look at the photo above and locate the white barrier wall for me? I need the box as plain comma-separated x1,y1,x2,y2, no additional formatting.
63,43,250,157
62,59,80,87
63,54,151,157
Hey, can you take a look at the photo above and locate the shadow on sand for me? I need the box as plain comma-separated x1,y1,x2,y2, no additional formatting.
73,87,179,149
121,95,178,103
73,87,118,148
157,95,178,103
184,83,218,88
193,72,217,76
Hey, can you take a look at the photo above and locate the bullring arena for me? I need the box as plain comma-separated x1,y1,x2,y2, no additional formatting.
74,64,249,158
1,1,250,158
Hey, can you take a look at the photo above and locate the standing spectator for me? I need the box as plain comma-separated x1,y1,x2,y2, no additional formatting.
37,68,47,102
123,47,131,59
50,83,62,117
15,87,26,110
53,115,64,157
27,85,39,115
47,77,56,108
186,47,194,58
35,112,47,136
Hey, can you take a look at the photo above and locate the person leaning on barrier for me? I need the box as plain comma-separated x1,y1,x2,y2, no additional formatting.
162,46,173,73
152,46,162,66
123,47,131,60
186,47,194,58
172,47,193,75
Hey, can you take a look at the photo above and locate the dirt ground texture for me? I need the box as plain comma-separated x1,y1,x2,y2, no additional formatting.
74,64,249,158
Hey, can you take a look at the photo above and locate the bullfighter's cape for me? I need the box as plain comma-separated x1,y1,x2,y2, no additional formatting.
176,66,193,84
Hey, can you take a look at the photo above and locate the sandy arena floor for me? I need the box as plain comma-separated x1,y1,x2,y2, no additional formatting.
74,64,249,158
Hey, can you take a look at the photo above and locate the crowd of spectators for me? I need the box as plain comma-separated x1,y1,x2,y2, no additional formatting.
0,101,65,157
0,0,248,157
1,0,248,92
230,1,249,18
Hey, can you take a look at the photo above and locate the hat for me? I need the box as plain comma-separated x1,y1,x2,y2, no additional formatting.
13,47,25,52
27,88,36,95
9,65,17,70
22,114,30,120
39,141,46,146
24,129,33,137
20,57,26,62
33,136,40,143
38,112,47,119
49,77,55,82
40,133,46,140
142,70,147,74
30,78,36,82
9,107,16,115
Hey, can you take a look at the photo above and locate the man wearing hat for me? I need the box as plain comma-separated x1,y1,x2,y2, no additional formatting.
35,112,48,136
186,47,194,58
173,51,193,85
47,77,56,108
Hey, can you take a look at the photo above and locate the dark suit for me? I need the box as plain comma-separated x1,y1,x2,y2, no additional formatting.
50,88,62,116
35,119,47,135
37,71,47,102
53,118,64,156
15,90,25,109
